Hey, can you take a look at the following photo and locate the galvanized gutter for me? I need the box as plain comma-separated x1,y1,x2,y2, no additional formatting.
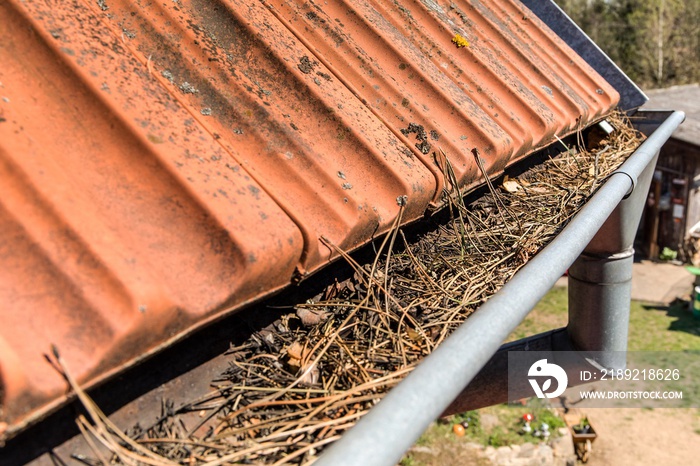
315,110,686,466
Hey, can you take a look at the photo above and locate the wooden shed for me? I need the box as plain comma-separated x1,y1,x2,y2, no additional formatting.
638,84,700,261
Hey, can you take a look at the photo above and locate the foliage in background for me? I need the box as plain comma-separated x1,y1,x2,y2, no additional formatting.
555,0,700,89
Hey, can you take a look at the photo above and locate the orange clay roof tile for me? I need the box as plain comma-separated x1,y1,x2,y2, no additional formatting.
0,0,619,437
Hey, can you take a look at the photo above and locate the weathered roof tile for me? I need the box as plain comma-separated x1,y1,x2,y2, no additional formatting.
0,0,618,437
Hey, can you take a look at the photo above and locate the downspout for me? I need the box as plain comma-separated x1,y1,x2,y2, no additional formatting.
567,136,658,368
314,111,685,466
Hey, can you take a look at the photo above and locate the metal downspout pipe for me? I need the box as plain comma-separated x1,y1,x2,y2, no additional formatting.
314,112,685,466
567,147,658,369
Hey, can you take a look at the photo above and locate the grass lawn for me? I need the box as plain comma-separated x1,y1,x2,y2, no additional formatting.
508,286,700,351
402,286,700,465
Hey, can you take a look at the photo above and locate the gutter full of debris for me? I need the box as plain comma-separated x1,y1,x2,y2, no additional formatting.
8,111,684,465
314,110,685,466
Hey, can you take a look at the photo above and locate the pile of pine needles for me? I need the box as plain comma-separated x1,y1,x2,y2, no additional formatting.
58,111,645,465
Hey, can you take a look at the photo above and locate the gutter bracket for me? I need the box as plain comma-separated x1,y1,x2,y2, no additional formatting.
610,170,636,199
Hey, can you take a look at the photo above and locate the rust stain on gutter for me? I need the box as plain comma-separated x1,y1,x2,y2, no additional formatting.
0,0,618,438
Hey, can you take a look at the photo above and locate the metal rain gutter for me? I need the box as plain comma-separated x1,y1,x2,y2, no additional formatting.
314,110,685,466
445,137,663,414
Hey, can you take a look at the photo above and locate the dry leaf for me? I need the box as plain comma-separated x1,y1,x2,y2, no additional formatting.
296,307,330,327
298,363,320,387
502,179,522,193
287,342,304,360
406,328,423,342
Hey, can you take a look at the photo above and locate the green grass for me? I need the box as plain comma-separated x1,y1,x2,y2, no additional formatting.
506,286,568,342
411,400,564,449
507,286,700,351
507,287,700,406
402,286,700,465
630,301,700,351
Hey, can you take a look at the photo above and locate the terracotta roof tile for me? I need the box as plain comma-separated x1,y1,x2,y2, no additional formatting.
0,0,618,437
